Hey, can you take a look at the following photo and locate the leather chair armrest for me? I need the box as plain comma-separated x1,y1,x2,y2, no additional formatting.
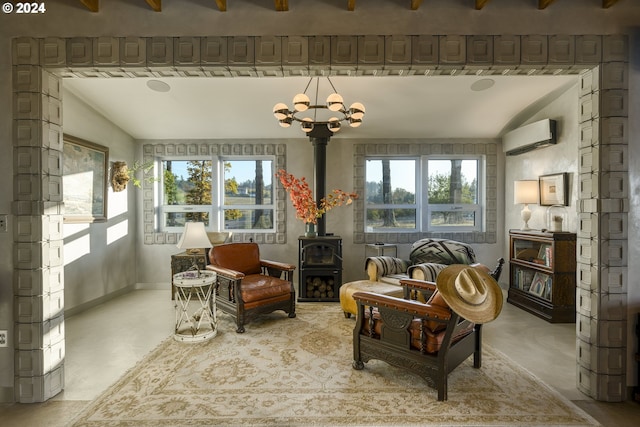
352,291,451,321
399,278,437,302
400,278,436,292
261,259,296,272
206,264,245,280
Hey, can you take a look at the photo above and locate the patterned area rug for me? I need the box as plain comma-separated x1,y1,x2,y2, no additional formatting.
69,303,599,426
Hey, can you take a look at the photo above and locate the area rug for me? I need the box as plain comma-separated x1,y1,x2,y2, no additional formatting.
69,303,600,426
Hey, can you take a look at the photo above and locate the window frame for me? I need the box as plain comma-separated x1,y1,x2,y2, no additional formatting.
158,156,216,233
364,157,419,233
422,155,484,233
219,156,276,233
362,154,485,234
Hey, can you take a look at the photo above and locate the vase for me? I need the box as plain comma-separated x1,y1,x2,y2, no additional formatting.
304,223,318,238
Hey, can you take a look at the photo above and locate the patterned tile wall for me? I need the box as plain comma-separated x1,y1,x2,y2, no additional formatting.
10,34,629,402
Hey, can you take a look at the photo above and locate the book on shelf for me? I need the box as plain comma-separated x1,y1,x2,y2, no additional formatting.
515,268,534,291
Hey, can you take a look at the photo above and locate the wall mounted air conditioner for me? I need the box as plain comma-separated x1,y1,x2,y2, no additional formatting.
502,119,557,156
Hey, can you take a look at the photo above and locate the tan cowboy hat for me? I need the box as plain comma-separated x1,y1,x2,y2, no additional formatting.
436,264,503,324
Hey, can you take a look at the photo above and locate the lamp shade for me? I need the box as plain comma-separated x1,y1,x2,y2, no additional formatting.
328,117,341,132
293,93,310,112
514,180,539,205
177,222,212,250
326,93,344,111
349,102,365,120
273,103,290,120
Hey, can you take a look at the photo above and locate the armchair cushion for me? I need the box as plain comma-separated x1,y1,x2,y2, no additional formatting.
240,275,294,307
410,238,476,265
360,300,470,354
364,256,409,283
407,262,447,282
209,242,261,275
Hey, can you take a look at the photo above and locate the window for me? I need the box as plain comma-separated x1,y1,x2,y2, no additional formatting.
365,159,417,231
160,159,214,232
364,155,483,233
159,157,275,233
424,157,482,232
222,159,274,231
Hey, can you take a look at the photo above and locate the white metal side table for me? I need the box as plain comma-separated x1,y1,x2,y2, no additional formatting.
173,270,217,342
365,243,398,258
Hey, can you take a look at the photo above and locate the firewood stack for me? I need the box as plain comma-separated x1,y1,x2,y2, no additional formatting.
305,276,335,299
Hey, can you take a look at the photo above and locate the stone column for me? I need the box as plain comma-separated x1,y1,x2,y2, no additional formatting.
575,35,629,402
12,38,65,403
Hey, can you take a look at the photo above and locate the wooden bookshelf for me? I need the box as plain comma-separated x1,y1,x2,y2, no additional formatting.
507,229,576,323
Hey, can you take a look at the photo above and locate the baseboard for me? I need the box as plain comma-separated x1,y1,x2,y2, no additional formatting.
64,283,170,318
0,386,14,403
64,284,136,318
135,282,169,291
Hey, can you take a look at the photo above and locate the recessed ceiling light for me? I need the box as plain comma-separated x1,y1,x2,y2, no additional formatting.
470,78,495,92
146,79,171,93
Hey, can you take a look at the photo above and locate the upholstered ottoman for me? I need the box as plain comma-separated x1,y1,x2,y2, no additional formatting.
339,280,404,318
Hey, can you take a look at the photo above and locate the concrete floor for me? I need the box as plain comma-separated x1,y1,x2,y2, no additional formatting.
1,288,639,426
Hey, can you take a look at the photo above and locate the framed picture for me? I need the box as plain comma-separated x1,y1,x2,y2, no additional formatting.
63,135,109,223
529,272,550,298
539,172,568,206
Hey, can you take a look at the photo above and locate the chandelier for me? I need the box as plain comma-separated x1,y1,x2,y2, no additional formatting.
272,77,365,133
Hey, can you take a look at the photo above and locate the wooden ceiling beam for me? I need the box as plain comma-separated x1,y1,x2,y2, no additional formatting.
603,0,618,8
145,0,161,12
275,0,288,11
538,0,555,9
214,1,226,12
80,0,99,12
475,0,490,10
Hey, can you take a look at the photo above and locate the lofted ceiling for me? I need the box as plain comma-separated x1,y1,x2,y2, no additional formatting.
66,0,603,141
78,0,621,13
64,74,577,140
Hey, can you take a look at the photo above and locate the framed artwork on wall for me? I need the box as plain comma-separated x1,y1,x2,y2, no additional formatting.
539,173,568,206
63,135,109,223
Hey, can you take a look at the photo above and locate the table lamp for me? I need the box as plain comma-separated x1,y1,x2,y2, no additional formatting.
514,180,539,231
177,222,212,275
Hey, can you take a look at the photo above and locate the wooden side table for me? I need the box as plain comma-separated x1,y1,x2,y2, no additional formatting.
171,251,207,300
173,271,217,342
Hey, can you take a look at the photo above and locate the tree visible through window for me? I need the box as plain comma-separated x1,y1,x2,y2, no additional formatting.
365,156,482,233
162,160,213,228
159,158,276,232
365,159,417,231
426,158,479,229
223,159,274,231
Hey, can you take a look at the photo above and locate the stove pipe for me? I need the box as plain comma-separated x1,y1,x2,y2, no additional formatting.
307,125,333,237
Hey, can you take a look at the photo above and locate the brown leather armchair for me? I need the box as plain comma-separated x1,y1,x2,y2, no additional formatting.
206,242,296,333
352,265,502,401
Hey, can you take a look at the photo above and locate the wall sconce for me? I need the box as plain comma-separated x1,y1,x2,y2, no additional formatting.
514,180,539,231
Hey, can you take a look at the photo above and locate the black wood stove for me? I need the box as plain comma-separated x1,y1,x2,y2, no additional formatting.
298,236,342,302
295,125,344,302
